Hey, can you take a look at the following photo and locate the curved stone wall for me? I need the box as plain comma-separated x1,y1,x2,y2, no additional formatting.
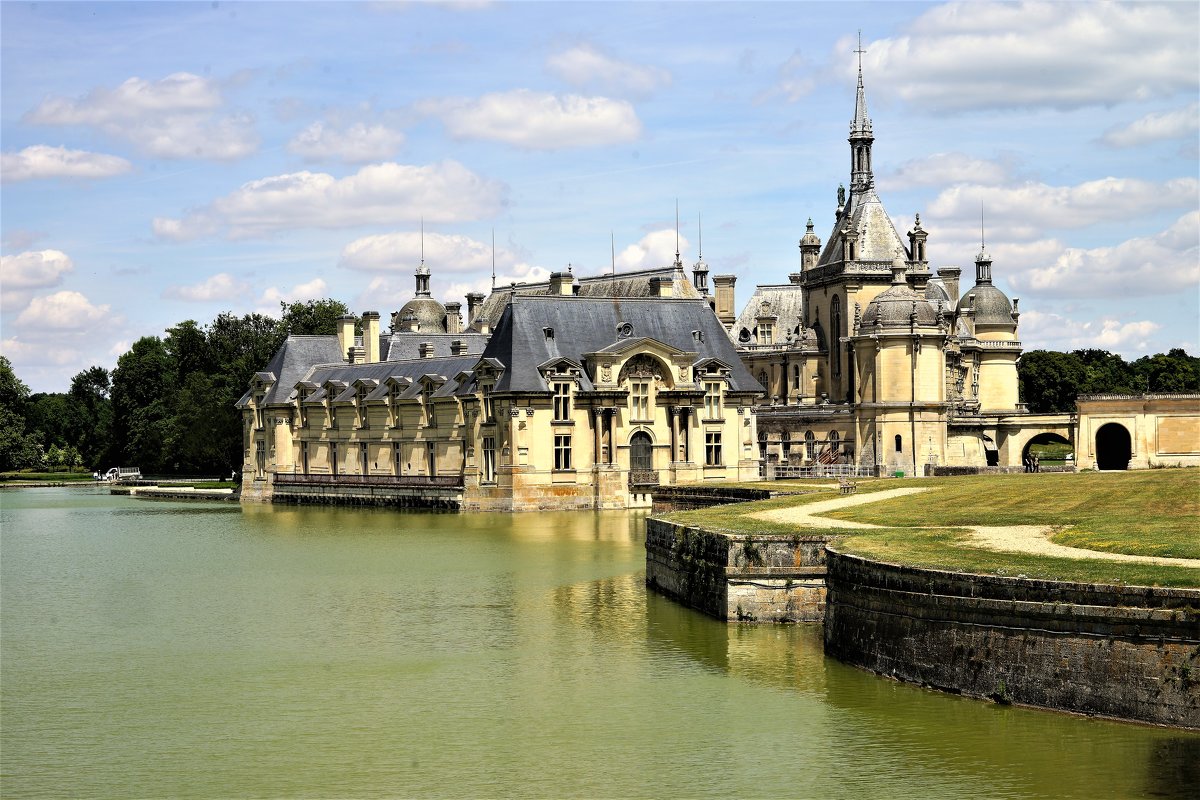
823,548,1200,728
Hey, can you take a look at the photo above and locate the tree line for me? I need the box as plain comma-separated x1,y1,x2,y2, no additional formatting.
2,306,1197,473
1018,348,1200,413
0,299,349,475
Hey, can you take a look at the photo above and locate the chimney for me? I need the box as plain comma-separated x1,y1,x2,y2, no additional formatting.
465,292,484,327
362,311,380,363
445,302,462,334
713,274,737,330
937,267,961,305
349,345,366,365
337,314,356,362
549,271,574,296
649,276,673,298
451,339,467,356
419,342,435,359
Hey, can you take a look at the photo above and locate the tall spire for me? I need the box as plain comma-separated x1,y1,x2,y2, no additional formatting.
849,30,875,194
490,228,496,291
415,217,431,297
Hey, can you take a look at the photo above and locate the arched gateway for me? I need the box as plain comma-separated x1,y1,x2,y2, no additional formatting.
1095,423,1132,470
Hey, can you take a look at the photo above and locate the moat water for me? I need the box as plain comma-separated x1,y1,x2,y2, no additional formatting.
2,486,1196,799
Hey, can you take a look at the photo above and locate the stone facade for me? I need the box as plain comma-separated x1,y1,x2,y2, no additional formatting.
727,59,1070,475
645,517,829,623
1076,394,1200,470
239,287,763,511
823,549,1200,729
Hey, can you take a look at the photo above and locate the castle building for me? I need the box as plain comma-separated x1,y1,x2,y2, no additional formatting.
733,56,1057,475
238,259,762,510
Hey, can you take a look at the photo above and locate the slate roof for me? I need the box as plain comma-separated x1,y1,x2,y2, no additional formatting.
480,295,761,395
381,332,489,360
817,186,910,268
733,284,808,345
471,265,700,331
259,336,346,405
300,356,481,402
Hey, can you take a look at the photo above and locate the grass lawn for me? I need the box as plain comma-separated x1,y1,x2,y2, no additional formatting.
1,471,95,482
663,468,1200,588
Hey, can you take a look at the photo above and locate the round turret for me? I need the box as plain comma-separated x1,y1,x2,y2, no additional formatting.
860,258,938,328
394,298,447,333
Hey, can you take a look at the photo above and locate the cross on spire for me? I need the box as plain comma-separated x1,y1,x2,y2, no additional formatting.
855,29,866,80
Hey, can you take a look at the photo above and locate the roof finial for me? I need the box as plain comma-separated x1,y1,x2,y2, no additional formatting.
420,216,424,265
981,203,986,250
856,29,865,84
674,199,681,267
611,230,616,278
490,227,496,291
697,212,703,260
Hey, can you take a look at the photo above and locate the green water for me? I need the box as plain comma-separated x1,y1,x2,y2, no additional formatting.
2,487,1196,799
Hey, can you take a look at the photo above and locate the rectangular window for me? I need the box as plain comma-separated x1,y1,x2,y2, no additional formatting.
554,434,572,470
393,442,402,476
761,326,772,345
356,386,370,429
360,443,369,474
426,441,437,476
630,380,650,419
704,381,722,420
482,436,496,483
705,431,722,467
553,382,571,421
481,384,494,422
300,441,309,474
426,397,437,428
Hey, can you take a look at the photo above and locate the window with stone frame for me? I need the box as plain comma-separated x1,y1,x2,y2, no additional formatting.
629,380,650,420
300,441,309,474
393,442,402,476
830,430,840,455
703,381,722,420
253,393,265,430
831,296,842,377
481,383,494,423
554,434,572,470
705,431,722,466
424,386,437,428
360,442,369,474
481,436,496,483
387,384,402,428
356,385,370,429
793,364,802,391
553,382,572,421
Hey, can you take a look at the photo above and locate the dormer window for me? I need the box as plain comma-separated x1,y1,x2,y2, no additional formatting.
355,385,370,429
387,383,402,428
703,381,722,420
253,394,265,430
553,382,571,421
425,387,438,428
481,383,494,423
629,379,650,420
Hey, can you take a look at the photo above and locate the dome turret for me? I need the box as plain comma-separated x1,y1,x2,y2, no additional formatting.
860,254,938,328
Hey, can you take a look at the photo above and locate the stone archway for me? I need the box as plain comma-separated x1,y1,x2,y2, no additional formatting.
1021,432,1072,465
1095,423,1132,470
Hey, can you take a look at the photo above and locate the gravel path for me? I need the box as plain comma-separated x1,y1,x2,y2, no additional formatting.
752,486,1200,568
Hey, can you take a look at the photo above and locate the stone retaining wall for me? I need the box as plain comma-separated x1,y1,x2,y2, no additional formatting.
823,548,1200,728
645,518,829,622
650,485,774,513
269,482,463,509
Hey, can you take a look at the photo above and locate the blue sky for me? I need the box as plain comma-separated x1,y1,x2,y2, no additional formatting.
2,1,1197,392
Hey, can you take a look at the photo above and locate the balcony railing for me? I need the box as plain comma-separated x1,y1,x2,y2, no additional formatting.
275,473,463,489
628,470,660,488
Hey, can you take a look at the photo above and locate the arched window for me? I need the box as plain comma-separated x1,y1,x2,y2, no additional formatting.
805,430,815,460
630,431,653,471
831,296,842,377
894,434,903,453
830,431,840,455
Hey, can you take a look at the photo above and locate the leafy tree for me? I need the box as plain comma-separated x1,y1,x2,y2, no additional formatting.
70,366,114,469
280,298,351,336
1132,348,1200,393
111,337,176,473
1018,350,1087,413
1074,349,1139,395
0,355,42,470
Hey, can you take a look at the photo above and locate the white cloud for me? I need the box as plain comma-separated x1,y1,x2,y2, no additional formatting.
927,177,1198,232
1,249,74,290
758,49,816,104
1020,310,1162,354
287,121,405,163
419,89,641,149
339,231,514,273
616,229,689,270
26,72,258,160
859,2,1199,112
1,145,132,182
1102,102,1200,147
878,152,1013,190
1008,212,1200,298
259,278,329,308
546,44,671,97
1,336,80,366
163,272,251,302
153,160,505,241
15,290,111,331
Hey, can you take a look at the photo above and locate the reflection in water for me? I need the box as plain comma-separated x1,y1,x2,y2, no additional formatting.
2,488,1197,800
